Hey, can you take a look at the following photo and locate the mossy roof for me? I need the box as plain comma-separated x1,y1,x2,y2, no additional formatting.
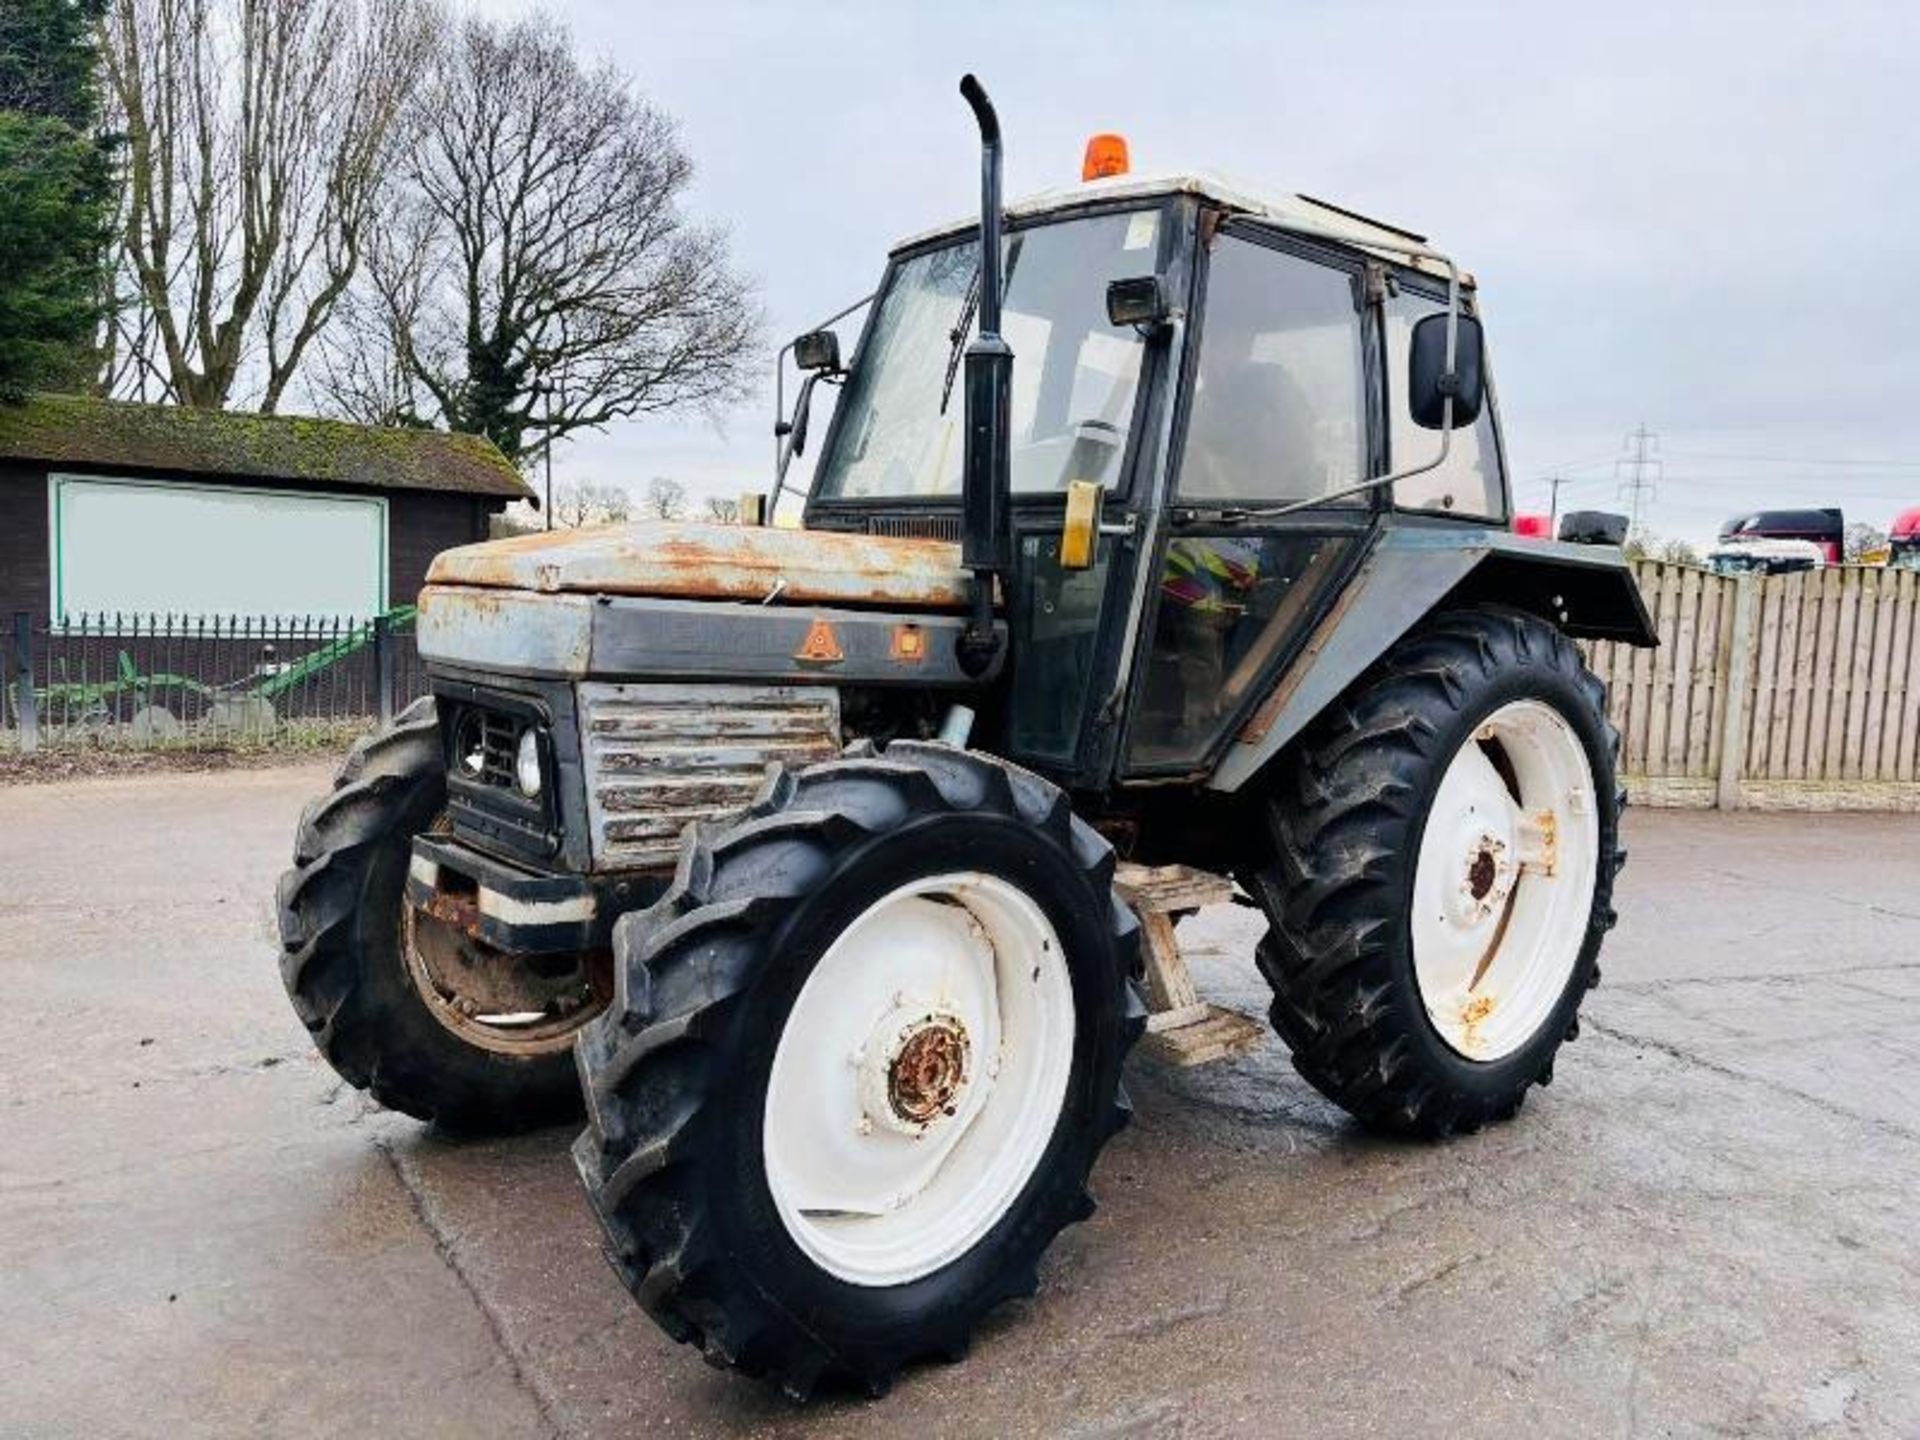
0,394,531,499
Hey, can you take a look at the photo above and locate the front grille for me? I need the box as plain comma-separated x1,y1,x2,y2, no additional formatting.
579,683,841,870
867,513,962,541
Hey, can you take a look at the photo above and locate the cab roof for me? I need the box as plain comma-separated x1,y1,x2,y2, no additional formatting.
895,170,1460,281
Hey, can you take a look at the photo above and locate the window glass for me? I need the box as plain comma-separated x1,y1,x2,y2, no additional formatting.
50,475,387,620
1384,288,1506,519
1128,532,1351,768
815,210,1158,499
1007,532,1113,763
1178,237,1365,503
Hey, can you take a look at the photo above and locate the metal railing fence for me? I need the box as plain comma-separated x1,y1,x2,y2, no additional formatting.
4,610,428,752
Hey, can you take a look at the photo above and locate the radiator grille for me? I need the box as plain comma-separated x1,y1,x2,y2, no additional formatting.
578,683,841,870
867,513,962,541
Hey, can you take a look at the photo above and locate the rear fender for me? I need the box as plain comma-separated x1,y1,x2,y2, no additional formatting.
1205,526,1655,793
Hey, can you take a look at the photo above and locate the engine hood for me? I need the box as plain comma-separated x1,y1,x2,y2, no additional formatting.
426,520,971,611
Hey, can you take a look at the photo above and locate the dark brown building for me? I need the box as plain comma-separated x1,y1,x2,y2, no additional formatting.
0,395,529,627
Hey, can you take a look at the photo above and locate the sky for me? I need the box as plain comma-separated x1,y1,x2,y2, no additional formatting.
483,0,1920,547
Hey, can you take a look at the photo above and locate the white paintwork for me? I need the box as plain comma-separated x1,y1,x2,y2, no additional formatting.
407,854,600,927
48,473,387,620
474,886,597,927
1707,537,1827,569
1411,700,1599,1061
763,872,1075,1287
895,170,1456,279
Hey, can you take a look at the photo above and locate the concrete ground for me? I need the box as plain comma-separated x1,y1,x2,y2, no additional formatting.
2,765,1917,1439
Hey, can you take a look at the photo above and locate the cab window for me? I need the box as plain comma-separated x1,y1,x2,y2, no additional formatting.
1384,286,1507,520
1176,235,1366,504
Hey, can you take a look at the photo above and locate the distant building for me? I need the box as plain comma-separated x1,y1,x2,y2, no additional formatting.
0,394,529,626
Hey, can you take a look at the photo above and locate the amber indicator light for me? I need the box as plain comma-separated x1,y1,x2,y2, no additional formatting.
891,625,927,663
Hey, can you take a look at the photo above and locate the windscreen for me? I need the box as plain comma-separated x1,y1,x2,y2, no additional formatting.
814,209,1161,500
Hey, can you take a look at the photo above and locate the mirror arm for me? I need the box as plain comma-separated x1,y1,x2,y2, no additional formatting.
1220,416,1452,523
774,371,822,490
765,291,875,524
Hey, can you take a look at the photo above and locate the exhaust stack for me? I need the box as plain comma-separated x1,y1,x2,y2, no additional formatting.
956,74,1011,677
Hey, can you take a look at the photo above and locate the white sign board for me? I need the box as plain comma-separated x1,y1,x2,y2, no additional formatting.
50,475,389,621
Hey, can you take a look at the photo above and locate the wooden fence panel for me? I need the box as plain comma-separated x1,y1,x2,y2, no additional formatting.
1585,558,1920,808
1896,570,1920,780
1762,575,1801,778
1788,571,1814,779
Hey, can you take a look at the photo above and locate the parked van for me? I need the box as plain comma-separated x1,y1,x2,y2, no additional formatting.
1718,508,1845,564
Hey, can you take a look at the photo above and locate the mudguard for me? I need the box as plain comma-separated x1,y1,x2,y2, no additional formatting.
1206,525,1655,792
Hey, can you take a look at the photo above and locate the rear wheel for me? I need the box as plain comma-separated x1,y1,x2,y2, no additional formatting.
1246,606,1625,1137
572,742,1144,1398
276,699,603,1132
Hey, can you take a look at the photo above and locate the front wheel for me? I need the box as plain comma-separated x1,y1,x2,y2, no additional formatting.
276,699,603,1133
572,742,1144,1398
1247,606,1625,1137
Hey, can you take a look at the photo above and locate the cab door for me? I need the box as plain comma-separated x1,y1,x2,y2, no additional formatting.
993,206,1191,786
1120,224,1380,777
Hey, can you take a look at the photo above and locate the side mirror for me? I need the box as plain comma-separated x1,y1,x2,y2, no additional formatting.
1106,275,1170,331
793,329,841,373
1408,312,1485,430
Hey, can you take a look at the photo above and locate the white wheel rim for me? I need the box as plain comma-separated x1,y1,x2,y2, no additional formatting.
1411,699,1599,1061
763,871,1076,1287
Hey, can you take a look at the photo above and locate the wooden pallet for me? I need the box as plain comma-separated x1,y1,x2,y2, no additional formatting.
1114,863,1266,1068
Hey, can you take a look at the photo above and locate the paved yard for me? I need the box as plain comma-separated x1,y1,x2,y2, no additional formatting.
2,764,1917,1438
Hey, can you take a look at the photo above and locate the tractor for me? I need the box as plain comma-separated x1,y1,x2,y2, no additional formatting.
277,76,1655,1398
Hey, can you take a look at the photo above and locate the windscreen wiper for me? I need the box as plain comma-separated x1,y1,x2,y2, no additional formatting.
938,268,981,416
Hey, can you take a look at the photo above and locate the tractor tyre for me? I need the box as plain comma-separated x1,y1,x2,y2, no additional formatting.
573,741,1145,1398
277,698,597,1133
1246,605,1625,1138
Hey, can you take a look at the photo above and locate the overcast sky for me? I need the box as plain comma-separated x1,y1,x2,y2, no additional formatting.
493,0,1920,545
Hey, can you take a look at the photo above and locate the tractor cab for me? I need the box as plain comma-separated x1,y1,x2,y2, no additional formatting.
784,163,1585,791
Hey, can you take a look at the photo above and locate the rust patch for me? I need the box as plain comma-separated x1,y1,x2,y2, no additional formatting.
1458,992,1496,1052
889,1020,970,1124
1468,848,1497,900
419,889,488,943
427,519,974,610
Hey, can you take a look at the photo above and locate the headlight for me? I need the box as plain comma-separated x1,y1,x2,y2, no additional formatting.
514,727,543,797
454,709,487,777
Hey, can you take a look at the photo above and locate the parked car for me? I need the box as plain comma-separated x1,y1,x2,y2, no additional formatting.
1707,537,1827,576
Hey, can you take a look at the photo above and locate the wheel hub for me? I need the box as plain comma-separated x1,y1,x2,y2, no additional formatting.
1444,823,1516,928
889,1017,971,1125
857,1003,972,1136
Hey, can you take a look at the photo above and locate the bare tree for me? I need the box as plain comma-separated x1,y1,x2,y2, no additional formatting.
321,14,760,464
644,476,686,521
704,495,740,525
1656,536,1702,566
1845,522,1889,564
550,480,633,529
96,0,431,410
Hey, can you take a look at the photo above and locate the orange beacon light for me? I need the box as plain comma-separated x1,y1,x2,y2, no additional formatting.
1082,133,1130,181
